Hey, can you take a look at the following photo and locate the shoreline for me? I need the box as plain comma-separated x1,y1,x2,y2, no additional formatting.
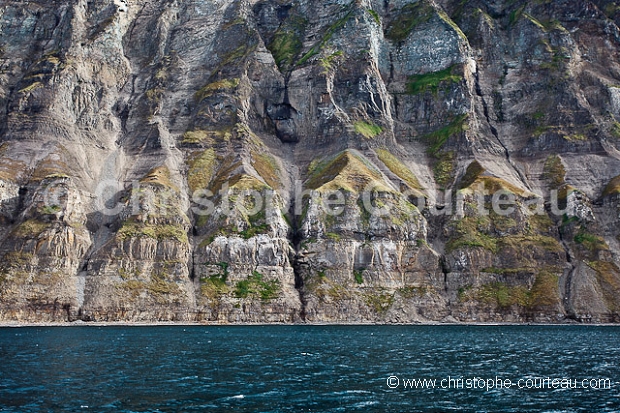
1,320,619,328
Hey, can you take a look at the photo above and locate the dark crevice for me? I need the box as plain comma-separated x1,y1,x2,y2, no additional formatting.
289,195,307,321
439,256,449,292
473,70,532,190
558,231,577,320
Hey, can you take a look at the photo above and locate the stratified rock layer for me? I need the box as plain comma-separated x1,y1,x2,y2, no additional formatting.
1,0,620,323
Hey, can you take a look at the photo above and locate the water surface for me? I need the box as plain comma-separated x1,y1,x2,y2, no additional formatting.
0,325,619,412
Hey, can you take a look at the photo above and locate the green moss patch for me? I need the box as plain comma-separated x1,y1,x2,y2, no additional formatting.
364,290,394,314
19,82,43,94
406,65,462,95
268,29,302,70
385,1,434,42
234,271,281,300
574,232,608,252
586,261,620,311
140,166,178,191
195,78,239,102
11,219,49,238
252,152,280,189
501,234,563,253
297,6,353,65
476,282,530,308
182,128,231,144
353,121,382,139
543,155,566,189
529,271,560,307
375,148,423,190
459,160,485,189
200,263,230,299
188,149,217,193
305,150,390,193
422,114,468,156
117,221,188,244
603,175,620,197
367,9,380,25
433,151,456,189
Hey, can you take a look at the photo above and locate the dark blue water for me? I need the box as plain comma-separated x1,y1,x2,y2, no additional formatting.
0,325,619,412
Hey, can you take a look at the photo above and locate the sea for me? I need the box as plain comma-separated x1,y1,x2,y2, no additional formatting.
0,325,619,412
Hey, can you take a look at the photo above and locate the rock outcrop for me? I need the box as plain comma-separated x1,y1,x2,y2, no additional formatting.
1,0,620,323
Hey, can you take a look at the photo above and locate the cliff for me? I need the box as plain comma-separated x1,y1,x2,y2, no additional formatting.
1,0,620,323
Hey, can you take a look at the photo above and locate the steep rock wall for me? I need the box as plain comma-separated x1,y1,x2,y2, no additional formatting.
0,0,619,323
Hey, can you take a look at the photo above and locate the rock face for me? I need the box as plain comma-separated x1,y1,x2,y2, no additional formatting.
1,0,620,323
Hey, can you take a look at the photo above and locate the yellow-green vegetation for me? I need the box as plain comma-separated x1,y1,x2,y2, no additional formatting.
353,269,364,284
11,219,48,238
509,4,526,26
459,160,530,196
19,82,43,94
297,7,353,65
542,155,565,189
119,273,180,302
30,151,72,181
145,88,163,103
306,274,352,302
465,270,562,308
604,2,620,18
586,261,620,311
366,9,380,25
252,152,280,189
234,271,281,301
611,122,620,139
375,148,423,190
459,160,486,189
475,176,530,197
305,150,390,193
475,8,495,28
364,290,394,314
436,9,468,41
422,114,468,155
200,262,229,299
117,221,188,244
603,175,620,197
181,129,231,144
563,133,587,141
228,174,270,192
433,151,456,189
148,274,180,297
326,232,341,241
574,231,608,252
239,209,269,239
353,121,382,139
529,271,560,307
406,65,462,95
500,234,563,253
268,29,302,70
539,48,570,71
2,251,34,268
187,149,216,192
40,205,61,215
385,1,434,42
318,51,343,74
524,13,568,33
195,78,239,102
447,211,562,254
140,166,178,191
398,285,435,298
447,215,498,253
476,282,530,308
